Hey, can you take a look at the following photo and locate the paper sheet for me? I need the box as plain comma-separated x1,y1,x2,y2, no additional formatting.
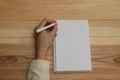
54,20,91,72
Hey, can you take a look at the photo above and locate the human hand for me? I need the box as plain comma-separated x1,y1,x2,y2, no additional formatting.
34,18,58,59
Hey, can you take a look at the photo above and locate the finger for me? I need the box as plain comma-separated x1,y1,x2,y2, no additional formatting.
46,18,56,24
51,23,58,36
34,18,47,35
38,18,47,27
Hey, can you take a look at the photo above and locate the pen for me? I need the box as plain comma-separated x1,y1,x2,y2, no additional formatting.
36,23,56,33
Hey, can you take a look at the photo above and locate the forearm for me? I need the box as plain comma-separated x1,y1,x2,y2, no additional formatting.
27,18,57,80
35,48,48,59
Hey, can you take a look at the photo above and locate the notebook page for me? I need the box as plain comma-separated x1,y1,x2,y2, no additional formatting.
54,20,91,72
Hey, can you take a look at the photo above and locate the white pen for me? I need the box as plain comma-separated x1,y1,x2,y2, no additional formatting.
36,23,56,33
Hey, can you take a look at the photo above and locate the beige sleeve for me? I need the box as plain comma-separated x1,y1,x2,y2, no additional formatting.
27,59,50,80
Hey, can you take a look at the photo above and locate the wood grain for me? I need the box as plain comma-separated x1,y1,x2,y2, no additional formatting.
0,0,120,80
0,0,120,21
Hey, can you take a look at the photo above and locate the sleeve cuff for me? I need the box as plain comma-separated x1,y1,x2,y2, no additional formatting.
30,59,50,70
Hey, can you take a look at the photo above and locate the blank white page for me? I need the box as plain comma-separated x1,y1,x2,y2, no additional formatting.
54,20,91,72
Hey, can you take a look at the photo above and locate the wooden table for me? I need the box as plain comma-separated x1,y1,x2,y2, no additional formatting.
0,0,120,80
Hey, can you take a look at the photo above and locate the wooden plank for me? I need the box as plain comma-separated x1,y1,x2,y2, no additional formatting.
0,66,119,80
0,69,27,80
0,65,119,80
0,20,120,38
0,20,120,47
0,43,53,56
0,45,120,66
0,0,120,20
1,36,120,46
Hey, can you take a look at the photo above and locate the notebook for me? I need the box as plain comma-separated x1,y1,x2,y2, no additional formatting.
54,20,92,72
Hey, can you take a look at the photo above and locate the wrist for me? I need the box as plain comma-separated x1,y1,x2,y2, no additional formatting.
35,48,48,59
